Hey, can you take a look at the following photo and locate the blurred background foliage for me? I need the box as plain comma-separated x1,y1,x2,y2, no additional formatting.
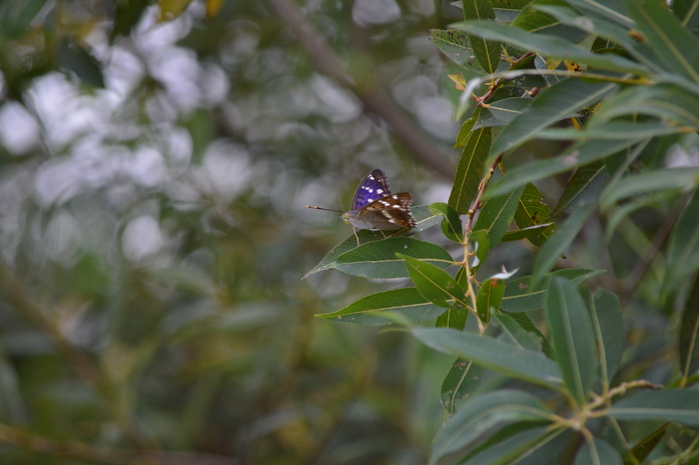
0,0,479,464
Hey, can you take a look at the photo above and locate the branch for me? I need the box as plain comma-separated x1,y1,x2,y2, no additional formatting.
0,423,238,465
262,0,454,179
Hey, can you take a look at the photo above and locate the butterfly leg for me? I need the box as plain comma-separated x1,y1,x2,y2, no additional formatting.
379,230,387,238
353,227,360,246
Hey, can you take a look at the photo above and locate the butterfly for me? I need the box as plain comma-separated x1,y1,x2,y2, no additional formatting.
306,169,417,244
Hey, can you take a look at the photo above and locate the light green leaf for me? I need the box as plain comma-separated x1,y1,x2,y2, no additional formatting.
624,0,699,85
680,271,699,379
455,108,482,147
574,437,623,465
531,203,596,287
547,277,598,405
449,127,491,214
400,254,468,308
514,183,556,247
430,389,553,465
440,358,485,414
412,327,563,388
474,186,525,248
609,390,699,426
315,287,446,325
476,277,505,324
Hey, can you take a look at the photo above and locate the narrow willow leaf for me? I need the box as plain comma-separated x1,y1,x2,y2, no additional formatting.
430,389,553,465
601,168,699,210
449,127,491,214
532,203,596,287
430,202,464,243
489,78,618,157
429,29,480,69
630,424,668,464
535,121,683,141
497,310,555,359
624,0,699,85
334,238,453,279
574,437,623,465
502,268,604,312
462,0,502,75
476,277,505,324
664,191,699,296
412,327,563,388
474,186,524,249
452,20,647,76
502,223,555,242
303,205,441,278
546,277,598,406
485,138,644,200
514,183,556,247
609,390,699,426
316,288,445,325
436,306,469,330
590,289,625,381
461,426,566,465
440,358,485,414
553,161,609,216
400,254,468,308
680,271,699,379
674,0,699,31
564,0,632,28
487,97,533,123
455,108,482,147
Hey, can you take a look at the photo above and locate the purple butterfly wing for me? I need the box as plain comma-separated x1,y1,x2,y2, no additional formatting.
351,169,392,211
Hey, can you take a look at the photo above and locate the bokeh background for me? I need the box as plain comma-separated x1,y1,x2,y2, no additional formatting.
0,1,484,463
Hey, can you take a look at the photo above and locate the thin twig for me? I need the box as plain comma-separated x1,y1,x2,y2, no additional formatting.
262,0,454,179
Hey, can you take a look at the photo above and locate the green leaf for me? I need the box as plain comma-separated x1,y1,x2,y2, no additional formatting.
546,276,598,405
476,277,505,324
58,39,106,88
553,161,609,216
449,127,491,215
462,0,503,74
564,0,632,28
0,0,48,38
460,426,567,465
112,0,155,40
496,310,555,359
441,358,485,414
680,271,699,379
514,183,556,247
536,121,685,141
430,202,464,243
430,29,483,70
412,327,563,388
430,389,553,465
303,205,442,278
436,306,469,330
608,390,699,426
474,186,524,249
664,191,699,296
485,138,644,200
601,168,699,210
315,287,446,325
451,20,647,75
574,437,623,465
532,203,596,287
501,268,605,312
674,0,699,31
400,254,468,308
455,108,482,147
488,78,618,157
334,238,453,279
501,223,556,242
469,229,490,271
589,288,625,382
487,97,533,124
629,424,668,465
624,0,699,85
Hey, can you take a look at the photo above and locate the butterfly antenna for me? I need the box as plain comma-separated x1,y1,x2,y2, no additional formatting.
305,205,344,213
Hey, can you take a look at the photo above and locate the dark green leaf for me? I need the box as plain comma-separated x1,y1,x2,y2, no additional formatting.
400,254,468,308
461,426,567,465
334,238,453,279
430,29,483,70
629,424,668,465
674,0,699,31
514,183,556,247
58,39,105,88
112,0,155,40
624,0,699,85
476,277,505,324
502,223,556,242
601,168,699,210
590,288,625,381
496,310,555,359
546,277,598,405
553,161,609,216
449,127,491,214
430,389,553,464
315,287,446,325
680,271,699,379
609,390,699,426
412,327,563,388
564,0,632,28
664,191,699,296
574,437,622,465
487,97,533,123
0,0,48,38
430,202,464,243
303,205,442,278
455,108,482,147
441,358,485,413
436,306,469,330
474,186,524,249
462,0,503,74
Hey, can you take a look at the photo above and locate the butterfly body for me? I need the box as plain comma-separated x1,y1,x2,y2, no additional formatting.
342,169,417,230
